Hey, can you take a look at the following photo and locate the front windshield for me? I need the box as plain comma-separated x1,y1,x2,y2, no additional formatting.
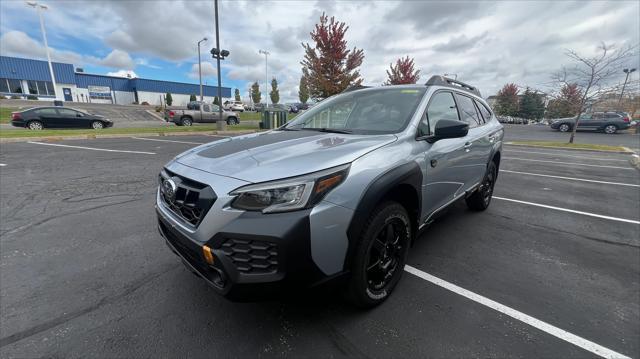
284,87,426,134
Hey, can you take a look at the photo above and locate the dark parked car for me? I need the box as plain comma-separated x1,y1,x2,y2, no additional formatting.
11,107,113,130
550,112,631,134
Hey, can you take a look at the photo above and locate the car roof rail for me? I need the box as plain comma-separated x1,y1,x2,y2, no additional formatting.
426,75,482,97
342,85,370,93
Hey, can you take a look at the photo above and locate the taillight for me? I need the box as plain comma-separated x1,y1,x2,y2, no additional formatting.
622,116,630,123
11,112,21,120
169,111,175,117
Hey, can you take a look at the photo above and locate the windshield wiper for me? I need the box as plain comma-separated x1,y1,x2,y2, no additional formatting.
302,127,353,134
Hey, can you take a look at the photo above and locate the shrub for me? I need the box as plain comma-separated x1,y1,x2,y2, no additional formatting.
155,106,162,112
141,101,150,105
10,95,21,99
0,95,7,99
27,95,38,100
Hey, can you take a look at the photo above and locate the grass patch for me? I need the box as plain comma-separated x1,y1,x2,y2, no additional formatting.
0,107,17,124
507,140,629,152
0,124,259,139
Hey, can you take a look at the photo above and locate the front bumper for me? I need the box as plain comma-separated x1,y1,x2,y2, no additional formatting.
157,206,334,301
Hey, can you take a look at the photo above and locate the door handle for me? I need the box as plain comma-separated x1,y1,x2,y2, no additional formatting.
464,142,472,152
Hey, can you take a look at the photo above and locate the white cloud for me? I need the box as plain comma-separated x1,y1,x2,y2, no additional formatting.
106,69,138,78
100,49,134,69
187,62,217,79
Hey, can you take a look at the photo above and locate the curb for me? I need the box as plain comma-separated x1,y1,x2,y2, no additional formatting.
629,154,640,170
504,142,634,154
0,130,260,143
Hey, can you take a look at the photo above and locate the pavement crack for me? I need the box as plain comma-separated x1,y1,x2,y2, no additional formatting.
0,264,178,348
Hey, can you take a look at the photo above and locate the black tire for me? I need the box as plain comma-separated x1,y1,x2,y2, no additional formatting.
27,120,44,130
226,117,239,125
558,123,570,132
603,124,617,134
181,117,193,126
466,161,497,211
91,121,104,129
346,201,411,308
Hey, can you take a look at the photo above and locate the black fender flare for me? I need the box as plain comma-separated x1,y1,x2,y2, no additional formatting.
344,161,422,269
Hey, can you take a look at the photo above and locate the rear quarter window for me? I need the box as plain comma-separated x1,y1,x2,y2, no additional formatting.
475,100,492,123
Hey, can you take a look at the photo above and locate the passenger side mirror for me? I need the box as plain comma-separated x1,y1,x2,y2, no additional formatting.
423,119,469,143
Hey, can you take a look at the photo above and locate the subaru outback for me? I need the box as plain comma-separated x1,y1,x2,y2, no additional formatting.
156,76,503,307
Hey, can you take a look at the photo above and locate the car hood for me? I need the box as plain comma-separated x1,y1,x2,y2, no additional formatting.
175,130,397,183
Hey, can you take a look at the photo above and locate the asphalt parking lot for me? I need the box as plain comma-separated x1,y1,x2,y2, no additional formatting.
1,134,638,358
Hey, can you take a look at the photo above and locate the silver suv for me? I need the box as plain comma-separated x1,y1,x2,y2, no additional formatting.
156,76,503,307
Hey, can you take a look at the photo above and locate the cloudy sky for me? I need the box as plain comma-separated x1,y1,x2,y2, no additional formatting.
1,0,638,102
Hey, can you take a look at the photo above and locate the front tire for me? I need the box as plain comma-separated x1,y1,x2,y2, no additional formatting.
226,117,239,125
466,161,497,211
559,123,570,132
604,124,617,134
91,121,104,129
28,121,44,130
346,201,411,308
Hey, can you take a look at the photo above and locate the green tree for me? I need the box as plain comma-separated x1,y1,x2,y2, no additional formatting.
213,96,220,106
270,78,280,104
165,92,173,106
518,88,545,120
301,13,365,99
251,81,261,104
189,94,197,102
298,76,309,104
234,88,241,101
494,83,519,116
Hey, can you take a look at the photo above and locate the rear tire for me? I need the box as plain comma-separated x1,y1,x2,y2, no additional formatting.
181,117,193,126
604,124,617,134
466,161,497,211
28,121,43,130
559,123,570,132
226,117,239,125
346,201,411,308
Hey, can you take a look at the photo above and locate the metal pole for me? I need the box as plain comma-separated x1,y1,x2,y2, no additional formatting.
198,41,203,101
214,0,225,130
265,54,268,107
35,4,57,100
618,69,635,106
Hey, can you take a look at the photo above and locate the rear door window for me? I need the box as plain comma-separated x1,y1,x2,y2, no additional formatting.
455,94,482,128
35,108,58,116
474,100,492,123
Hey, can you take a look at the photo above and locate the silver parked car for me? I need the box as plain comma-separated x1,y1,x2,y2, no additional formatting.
164,101,239,126
156,76,503,307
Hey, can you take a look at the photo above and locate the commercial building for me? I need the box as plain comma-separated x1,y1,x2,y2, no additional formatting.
0,56,230,106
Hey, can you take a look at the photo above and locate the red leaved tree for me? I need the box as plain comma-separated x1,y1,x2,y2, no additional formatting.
494,83,520,116
385,56,420,85
301,13,365,99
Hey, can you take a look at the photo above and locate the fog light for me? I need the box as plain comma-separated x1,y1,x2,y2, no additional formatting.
202,245,214,265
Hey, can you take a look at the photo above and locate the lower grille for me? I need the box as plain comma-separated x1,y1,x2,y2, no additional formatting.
159,169,216,227
220,239,278,274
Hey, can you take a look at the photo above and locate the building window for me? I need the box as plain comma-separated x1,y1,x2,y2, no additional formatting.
36,81,54,96
28,80,38,95
0,78,9,93
7,79,22,93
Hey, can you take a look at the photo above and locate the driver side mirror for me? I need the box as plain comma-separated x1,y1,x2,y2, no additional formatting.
76,113,83,117
422,119,469,143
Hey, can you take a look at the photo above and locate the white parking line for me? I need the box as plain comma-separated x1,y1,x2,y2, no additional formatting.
504,157,634,170
494,196,640,224
500,169,640,187
130,137,205,145
404,265,631,359
27,141,156,155
0,163,6,167
504,149,629,162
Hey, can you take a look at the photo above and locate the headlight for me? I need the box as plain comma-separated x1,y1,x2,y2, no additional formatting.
229,164,350,213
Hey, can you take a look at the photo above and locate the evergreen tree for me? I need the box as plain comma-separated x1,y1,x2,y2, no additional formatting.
518,88,545,120
234,88,241,101
165,92,173,106
298,76,309,104
189,94,197,102
251,81,261,104
270,78,280,104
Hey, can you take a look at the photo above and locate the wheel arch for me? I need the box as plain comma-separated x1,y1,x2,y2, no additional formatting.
344,162,422,269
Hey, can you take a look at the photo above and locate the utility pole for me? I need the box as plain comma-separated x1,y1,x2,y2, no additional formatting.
197,38,208,102
212,0,226,130
619,68,636,106
27,1,57,100
259,49,270,108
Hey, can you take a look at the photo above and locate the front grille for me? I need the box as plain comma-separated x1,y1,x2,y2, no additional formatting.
220,239,278,274
159,169,216,227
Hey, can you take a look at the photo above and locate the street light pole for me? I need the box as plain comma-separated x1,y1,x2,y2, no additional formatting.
212,0,225,130
259,49,270,107
619,68,636,106
197,37,207,102
27,1,57,100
